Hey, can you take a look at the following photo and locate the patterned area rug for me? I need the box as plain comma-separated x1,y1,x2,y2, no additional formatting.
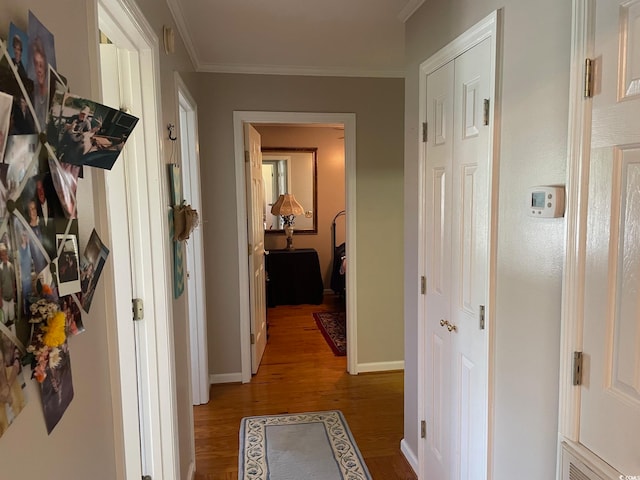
313,311,346,356
238,410,371,480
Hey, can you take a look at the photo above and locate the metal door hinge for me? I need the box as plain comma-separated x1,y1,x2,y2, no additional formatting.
142,476,152,480
483,99,490,126
584,58,594,98
250,333,255,345
244,150,250,162
420,420,426,438
420,276,426,295
479,305,485,330
132,298,144,321
422,122,428,142
572,351,583,386
248,244,252,256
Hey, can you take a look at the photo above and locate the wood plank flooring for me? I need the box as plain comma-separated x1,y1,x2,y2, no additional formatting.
193,296,417,479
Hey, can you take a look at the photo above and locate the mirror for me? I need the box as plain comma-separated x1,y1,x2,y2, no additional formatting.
262,147,317,234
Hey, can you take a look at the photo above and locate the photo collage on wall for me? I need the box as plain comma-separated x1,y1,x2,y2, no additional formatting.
0,11,138,435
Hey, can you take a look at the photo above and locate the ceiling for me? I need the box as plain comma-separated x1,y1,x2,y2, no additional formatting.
166,0,425,78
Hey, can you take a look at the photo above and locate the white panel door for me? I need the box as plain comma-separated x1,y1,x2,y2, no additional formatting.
423,37,491,480
244,124,267,374
580,1,640,474
450,37,491,480
424,59,454,480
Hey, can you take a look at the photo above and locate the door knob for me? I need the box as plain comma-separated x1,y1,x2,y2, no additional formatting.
440,319,449,327
447,323,457,332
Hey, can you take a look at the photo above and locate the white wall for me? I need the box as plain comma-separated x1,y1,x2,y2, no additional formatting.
403,1,570,479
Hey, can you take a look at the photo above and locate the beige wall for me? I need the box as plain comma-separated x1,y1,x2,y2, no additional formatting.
195,73,405,374
0,1,197,479
404,1,570,479
256,125,345,287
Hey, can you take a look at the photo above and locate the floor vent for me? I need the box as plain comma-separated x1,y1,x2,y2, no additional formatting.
561,443,609,480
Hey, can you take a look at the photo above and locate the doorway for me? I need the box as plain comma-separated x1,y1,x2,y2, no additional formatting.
233,112,357,381
97,0,178,478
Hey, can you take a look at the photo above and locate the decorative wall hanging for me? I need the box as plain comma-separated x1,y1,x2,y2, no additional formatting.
0,9,134,435
168,164,184,298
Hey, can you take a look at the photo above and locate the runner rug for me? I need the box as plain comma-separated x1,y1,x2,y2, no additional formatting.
312,311,346,356
238,410,371,480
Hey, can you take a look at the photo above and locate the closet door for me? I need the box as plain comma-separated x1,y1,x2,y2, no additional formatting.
422,36,492,480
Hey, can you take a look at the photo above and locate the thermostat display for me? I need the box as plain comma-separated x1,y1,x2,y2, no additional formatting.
528,186,565,218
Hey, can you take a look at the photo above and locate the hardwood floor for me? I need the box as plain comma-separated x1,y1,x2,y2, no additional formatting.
193,295,416,480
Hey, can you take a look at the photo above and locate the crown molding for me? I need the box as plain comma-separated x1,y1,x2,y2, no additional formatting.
398,0,426,22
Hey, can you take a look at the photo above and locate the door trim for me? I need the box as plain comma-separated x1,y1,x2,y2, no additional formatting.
416,10,501,480
233,111,358,381
175,72,209,406
557,0,598,475
95,0,179,478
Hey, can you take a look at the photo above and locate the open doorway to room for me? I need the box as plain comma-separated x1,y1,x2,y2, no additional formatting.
232,111,357,382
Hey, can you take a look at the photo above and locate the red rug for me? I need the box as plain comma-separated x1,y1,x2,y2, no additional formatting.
313,311,346,356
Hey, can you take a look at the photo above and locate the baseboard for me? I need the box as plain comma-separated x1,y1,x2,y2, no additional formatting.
357,360,404,373
209,372,243,384
400,438,418,474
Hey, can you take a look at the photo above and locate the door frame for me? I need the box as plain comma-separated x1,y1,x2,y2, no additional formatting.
175,73,209,406
93,0,179,478
233,111,357,381
416,10,501,479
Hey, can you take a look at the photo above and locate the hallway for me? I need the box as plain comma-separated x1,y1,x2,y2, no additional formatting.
193,296,415,479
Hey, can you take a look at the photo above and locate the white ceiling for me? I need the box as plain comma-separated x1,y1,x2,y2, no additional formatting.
166,0,425,78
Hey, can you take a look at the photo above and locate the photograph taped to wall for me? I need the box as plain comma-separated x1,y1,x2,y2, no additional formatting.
40,342,73,434
0,328,27,439
47,92,138,171
3,134,39,201
55,233,79,297
59,294,83,337
0,236,18,330
79,229,109,313
0,32,36,136
27,10,56,132
0,92,12,162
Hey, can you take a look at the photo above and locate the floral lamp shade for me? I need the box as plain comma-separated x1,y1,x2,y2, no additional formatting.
270,194,304,249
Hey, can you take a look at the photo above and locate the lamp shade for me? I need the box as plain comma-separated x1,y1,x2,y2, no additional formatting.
270,194,304,216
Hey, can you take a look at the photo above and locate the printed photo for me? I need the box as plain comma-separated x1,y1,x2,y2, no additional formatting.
27,11,56,132
0,91,12,161
40,342,73,434
2,134,38,200
8,23,29,82
55,233,80,296
79,229,109,313
0,329,27,438
60,295,83,337
47,92,138,171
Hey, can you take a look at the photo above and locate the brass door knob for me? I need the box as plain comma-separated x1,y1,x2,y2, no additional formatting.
440,319,449,327
447,323,457,332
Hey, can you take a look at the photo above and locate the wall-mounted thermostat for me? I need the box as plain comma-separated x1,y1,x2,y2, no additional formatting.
528,186,565,218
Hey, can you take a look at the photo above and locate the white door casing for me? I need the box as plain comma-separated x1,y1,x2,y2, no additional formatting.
244,124,267,374
176,74,209,406
418,11,500,480
233,112,357,382
96,0,179,478
560,0,640,476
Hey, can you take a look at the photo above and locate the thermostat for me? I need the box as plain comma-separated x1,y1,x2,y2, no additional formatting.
528,186,565,218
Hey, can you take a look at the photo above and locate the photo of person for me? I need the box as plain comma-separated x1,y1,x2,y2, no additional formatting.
27,12,56,133
0,243,17,328
55,234,80,296
79,229,109,313
8,24,28,82
60,295,83,336
14,219,33,318
40,342,73,434
47,93,138,171
0,330,27,438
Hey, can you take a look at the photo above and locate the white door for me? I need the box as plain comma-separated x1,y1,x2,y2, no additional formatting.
580,1,640,474
244,124,267,373
424,58,454,480
178,84,209,406
423,37,492,480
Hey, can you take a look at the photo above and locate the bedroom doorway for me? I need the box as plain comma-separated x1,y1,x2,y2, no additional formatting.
233,112,357,381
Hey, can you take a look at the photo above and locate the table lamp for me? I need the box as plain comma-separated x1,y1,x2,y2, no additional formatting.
270,193,304,250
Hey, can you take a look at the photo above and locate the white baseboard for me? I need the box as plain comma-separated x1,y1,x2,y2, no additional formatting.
400,438,418,474
209,372,243,384
357,360,404,373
